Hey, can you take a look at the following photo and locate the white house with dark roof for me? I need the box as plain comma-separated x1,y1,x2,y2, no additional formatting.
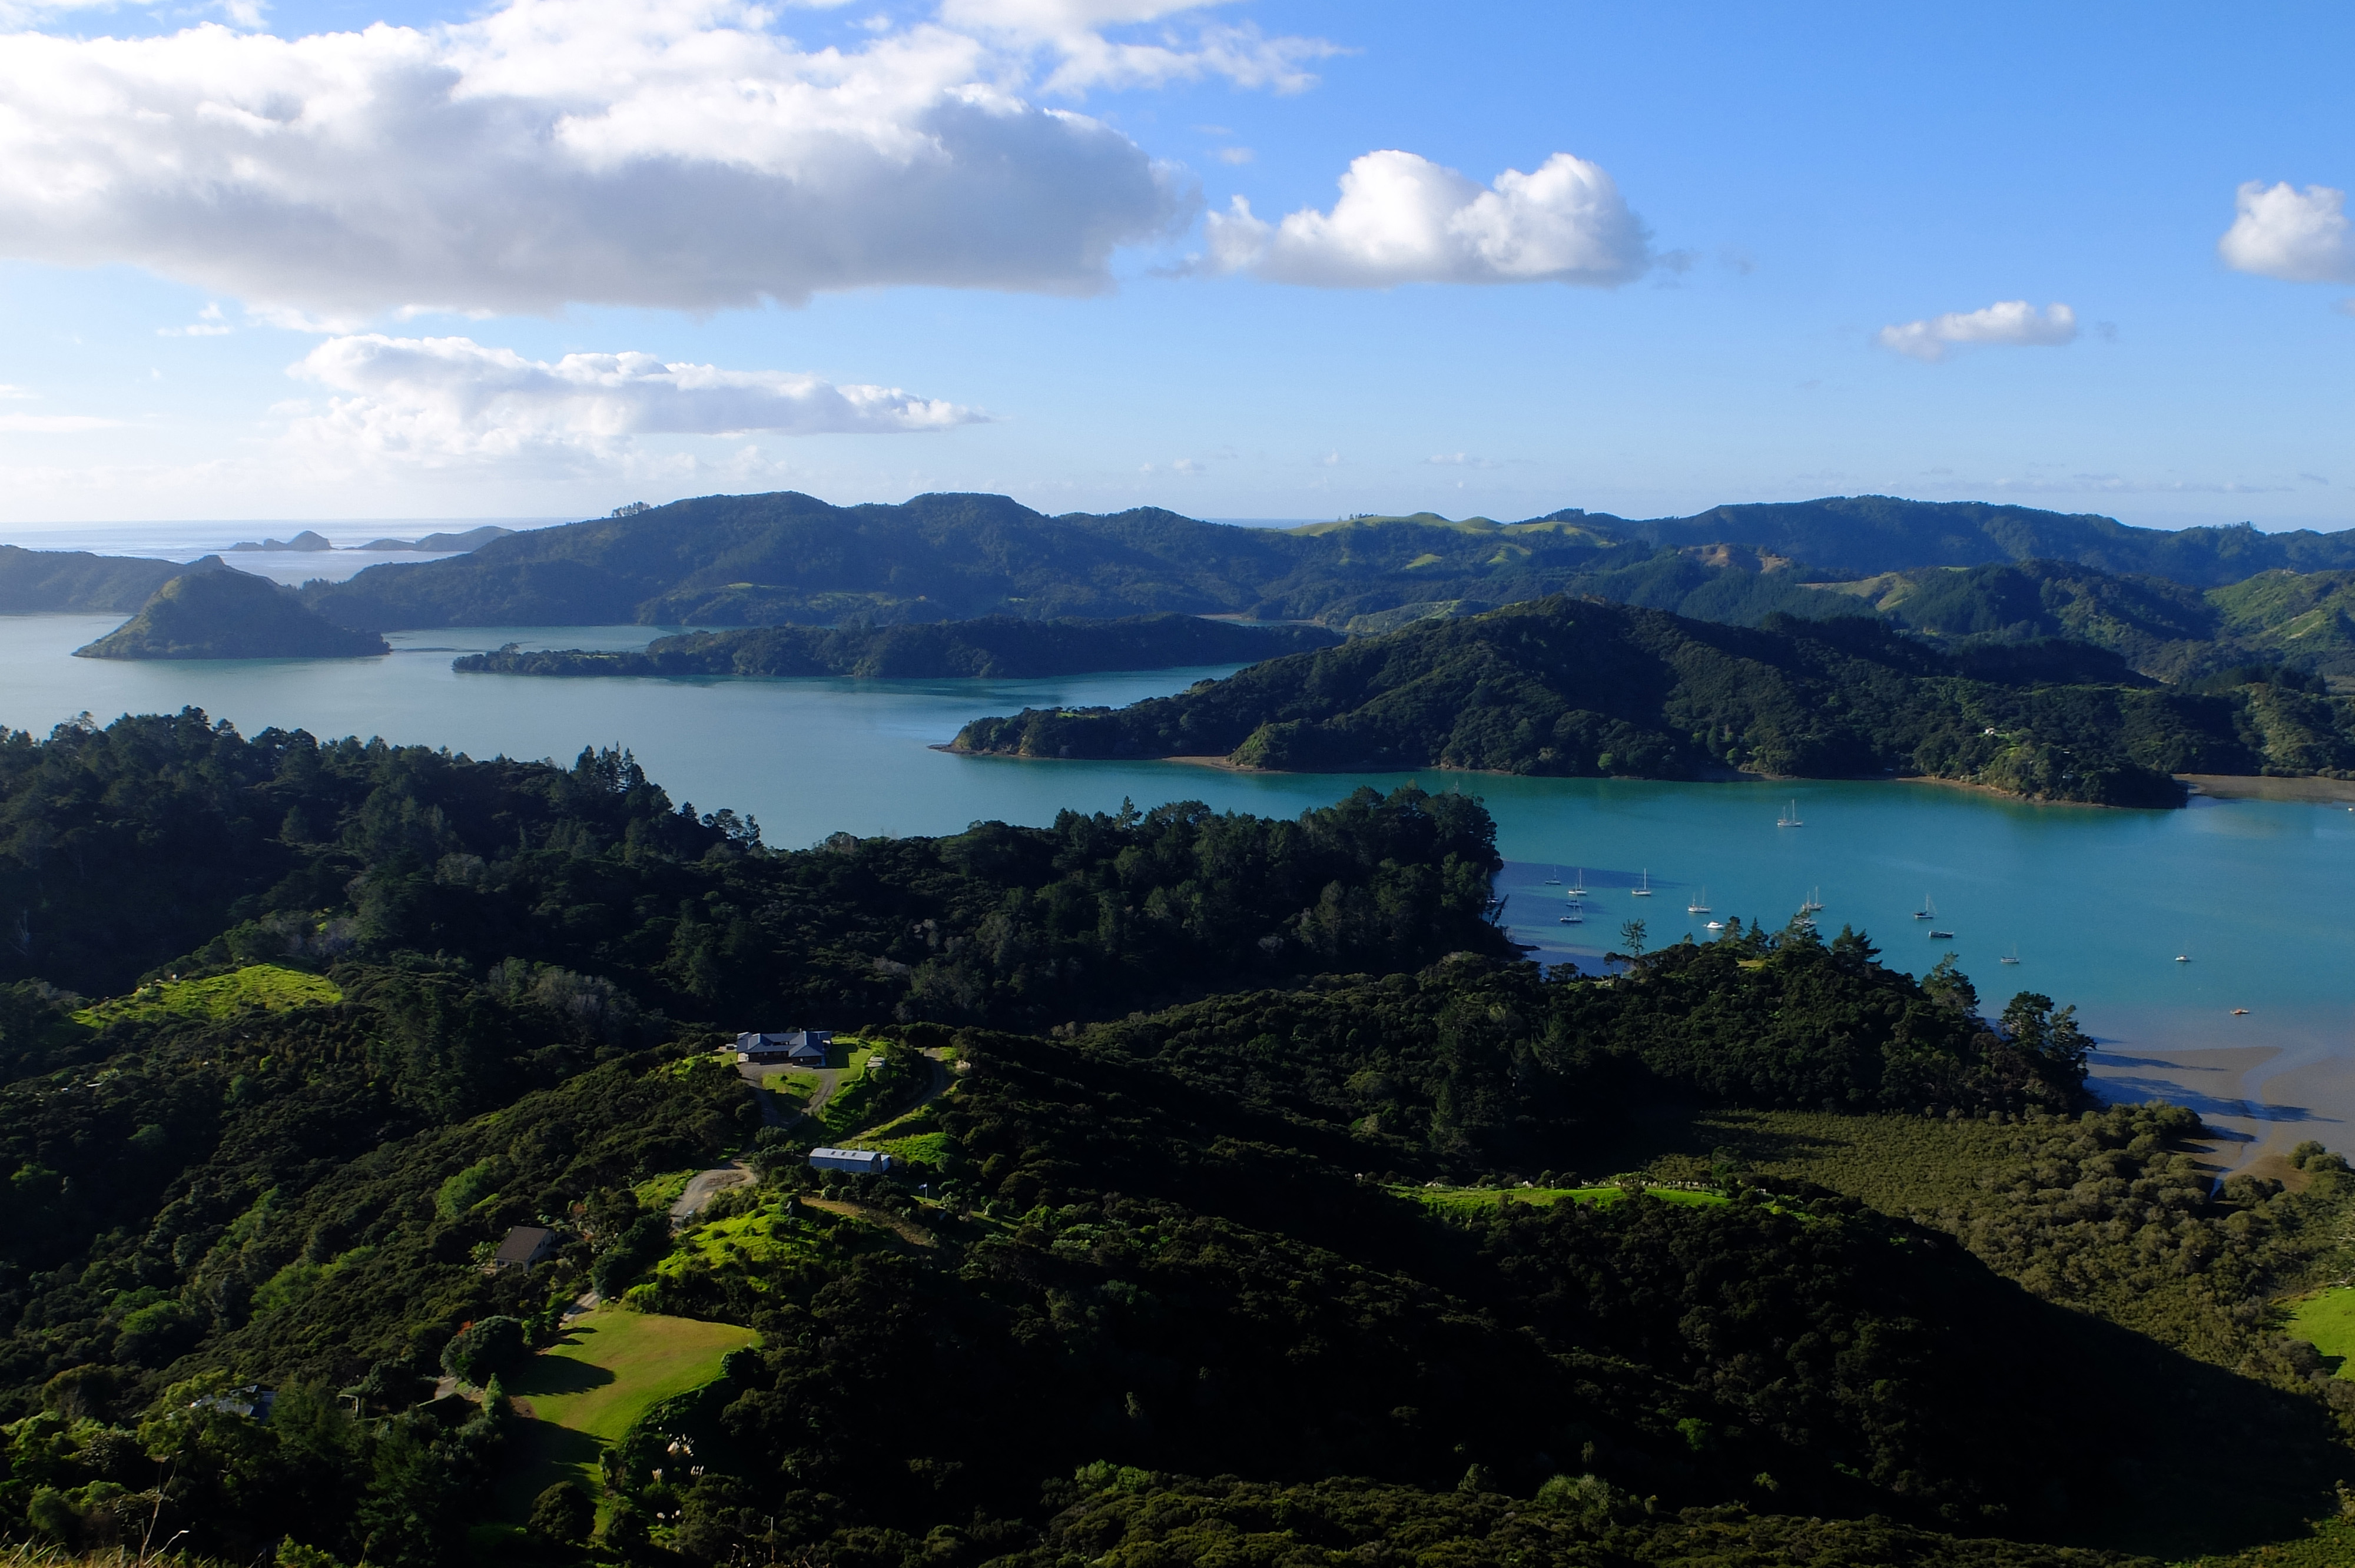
737,1029,831,1066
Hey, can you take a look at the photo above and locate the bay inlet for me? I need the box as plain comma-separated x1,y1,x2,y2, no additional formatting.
0,612,2344,1170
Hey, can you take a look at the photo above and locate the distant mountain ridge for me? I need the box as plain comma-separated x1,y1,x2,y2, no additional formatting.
1560,496,2355,584
291,489,2355,634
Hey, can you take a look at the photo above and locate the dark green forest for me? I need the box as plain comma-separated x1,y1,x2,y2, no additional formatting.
954,596,2355,804
452,614,1339,682
0,710,2344,1568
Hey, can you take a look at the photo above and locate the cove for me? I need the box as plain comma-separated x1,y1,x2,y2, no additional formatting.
0,613,2345,1168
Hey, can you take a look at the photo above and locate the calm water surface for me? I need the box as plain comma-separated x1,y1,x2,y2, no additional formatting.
1,614,2347,1162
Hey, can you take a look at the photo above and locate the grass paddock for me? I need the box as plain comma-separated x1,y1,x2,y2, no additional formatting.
498,1308,757,1520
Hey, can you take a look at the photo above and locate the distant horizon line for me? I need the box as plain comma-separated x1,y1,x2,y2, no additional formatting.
1,494,2350,541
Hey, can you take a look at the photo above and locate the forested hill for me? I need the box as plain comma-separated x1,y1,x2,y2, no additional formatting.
295,490,1846,633
287,487,2351,634
1829,557,2355,683
953,596,2355,806
0,544,190,613
0,710,2348,1564
75,567,391,661
1584,495,2355,584
450,613,1339,680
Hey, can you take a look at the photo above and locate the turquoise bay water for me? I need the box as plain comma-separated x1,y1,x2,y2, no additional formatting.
1,614,2349,1159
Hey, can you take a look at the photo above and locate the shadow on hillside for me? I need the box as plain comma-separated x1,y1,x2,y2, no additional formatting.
494,1416,604,1524
1558,1097,2354,1559
512,1350,618,1398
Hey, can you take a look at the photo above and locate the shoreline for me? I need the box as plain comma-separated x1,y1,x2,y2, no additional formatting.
940,744,2355,814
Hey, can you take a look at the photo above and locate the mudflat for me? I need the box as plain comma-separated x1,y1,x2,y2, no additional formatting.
2179,773,2355,804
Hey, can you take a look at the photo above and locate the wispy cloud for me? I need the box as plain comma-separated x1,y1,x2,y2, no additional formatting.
158,303,233,338
0,413,123,432
283,334,983,467
1875,300,2078,363
1204,149,1651,288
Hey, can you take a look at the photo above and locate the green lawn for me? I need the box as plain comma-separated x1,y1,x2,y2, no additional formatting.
631,1169,695,1212
499,1308,758,1520
761,1068,820,1102
651,1198,814,1293
72,963,340,1026
849,1096,955,1168
1407,1184,1730,1215
2283,1287,2355,1378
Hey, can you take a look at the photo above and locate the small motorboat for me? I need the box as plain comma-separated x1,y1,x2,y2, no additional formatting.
1928,928,1955,939
2175,955,2191,964
2231,1007,2250,1015
1704,919,1725,931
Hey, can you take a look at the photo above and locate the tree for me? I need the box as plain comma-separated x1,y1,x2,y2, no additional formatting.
530,1480,594,1546
1617,919,1647,958
440,1315,528,1387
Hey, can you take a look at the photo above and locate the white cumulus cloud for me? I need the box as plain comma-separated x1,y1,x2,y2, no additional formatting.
284,334,981,464
1203,149,1650,288
2218,181,2353,284
1875,300,2078,363
0,0,1305,315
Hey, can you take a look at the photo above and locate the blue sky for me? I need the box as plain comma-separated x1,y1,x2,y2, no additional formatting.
0,0,2347,530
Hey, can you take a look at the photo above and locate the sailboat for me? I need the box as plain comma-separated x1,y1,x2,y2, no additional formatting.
1544,866,1561,885
1777,799,1803,828
1802,886,1823,913
1913,895,1936,921
1999,945,2020,965
1631,870,1652,898
1568,868,1588,898
1687,887,1711,915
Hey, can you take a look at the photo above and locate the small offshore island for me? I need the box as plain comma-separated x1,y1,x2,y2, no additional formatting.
74,566,392,661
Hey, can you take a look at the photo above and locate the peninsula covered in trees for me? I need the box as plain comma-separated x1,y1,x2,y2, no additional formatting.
453,613,1339,681
0,709,2341,1567
953,595,2355,805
